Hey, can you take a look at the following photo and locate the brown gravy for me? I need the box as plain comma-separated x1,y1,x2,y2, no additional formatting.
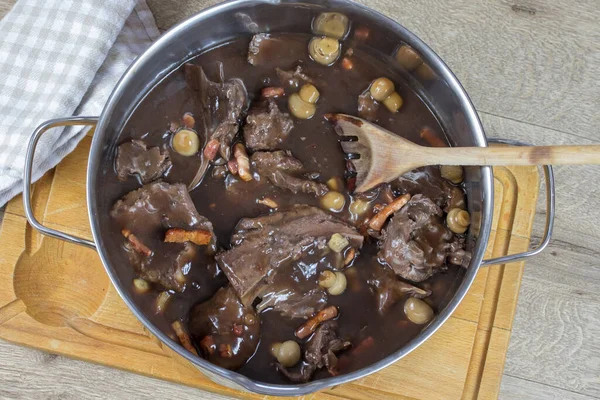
111,33,466,384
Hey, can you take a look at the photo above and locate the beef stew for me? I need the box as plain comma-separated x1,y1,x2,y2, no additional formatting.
108,29,470,384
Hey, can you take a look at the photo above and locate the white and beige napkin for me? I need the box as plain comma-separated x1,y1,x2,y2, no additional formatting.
0,0,160,206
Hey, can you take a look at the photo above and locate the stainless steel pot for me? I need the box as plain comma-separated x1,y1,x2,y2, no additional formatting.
22,0,556,395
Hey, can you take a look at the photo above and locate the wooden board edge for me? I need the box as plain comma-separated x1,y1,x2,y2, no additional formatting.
460,165,539,399
0,153,541,399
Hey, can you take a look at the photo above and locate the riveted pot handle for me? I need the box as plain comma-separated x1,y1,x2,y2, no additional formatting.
480,138,555,266
23,116,99,250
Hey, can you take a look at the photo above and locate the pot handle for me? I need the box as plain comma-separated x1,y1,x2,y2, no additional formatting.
480,138,555,266
23,116,99,250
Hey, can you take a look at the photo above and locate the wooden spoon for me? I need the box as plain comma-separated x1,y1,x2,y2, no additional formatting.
327,114,600,193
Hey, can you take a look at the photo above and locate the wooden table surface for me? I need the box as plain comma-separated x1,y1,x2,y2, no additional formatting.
1,1,599,399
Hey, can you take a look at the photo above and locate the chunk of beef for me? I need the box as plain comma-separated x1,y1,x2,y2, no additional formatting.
378,194,470,282
251,151,328,196
125,241,195,292
111,181,214,291
216,205,364,305
393,166,466,212
276,66,314,88
184,63,248,161
189,286,260,370
358,91,379,121
243,99,294,151
304,321,351,369
256,287,327,319
184,63,249,188
278,321,351,382
368,264,431,314
115,140,171,183
231,206,364,249
111,181,213,232
446,236,472,268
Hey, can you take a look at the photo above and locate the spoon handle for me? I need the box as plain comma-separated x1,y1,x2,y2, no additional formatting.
421,145,600,166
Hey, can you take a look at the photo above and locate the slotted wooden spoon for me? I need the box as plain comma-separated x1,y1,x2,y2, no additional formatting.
327,114,600,193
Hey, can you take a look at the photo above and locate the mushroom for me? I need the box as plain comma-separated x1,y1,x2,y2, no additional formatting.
327,233,350,253
271,340,302,367
383,92,403,113
313,12,349,39
395,45,423,71
172,129,200,156
299,83,320,104
369,77,395,102
326,176,343,192
133,278,150,294
349,198,369,217
404,297,434,325
446,208,470,234
318,271,347,296
288,93,317,119
320,191,345,212
440,165,464,184
309,37,341,66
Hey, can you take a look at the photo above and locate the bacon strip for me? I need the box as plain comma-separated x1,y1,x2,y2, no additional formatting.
122,229,152,256
295,306,338,339
341,57,354,70
257,197,278,208
227,160,238,175
203,139,220,160
234,143,253,181
182,112,195,129
344,248,356,266
420,127,447,148
164,228,212,246
261,86,285,98
172,320,198,355
368,194,411,231
352,336,374,356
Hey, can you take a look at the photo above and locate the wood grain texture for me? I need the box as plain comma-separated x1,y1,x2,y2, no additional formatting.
503,240,600,397
500,375,598,400
479,111,600,240
353,0,600,139
0,341,230,400
0,0,14,19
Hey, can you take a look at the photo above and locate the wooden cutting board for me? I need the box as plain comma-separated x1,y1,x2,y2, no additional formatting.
0,135,539,400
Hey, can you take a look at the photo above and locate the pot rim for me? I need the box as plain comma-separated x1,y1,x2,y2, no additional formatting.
87,0,493,395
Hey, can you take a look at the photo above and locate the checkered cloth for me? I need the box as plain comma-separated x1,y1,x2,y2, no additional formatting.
0,0,160,207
